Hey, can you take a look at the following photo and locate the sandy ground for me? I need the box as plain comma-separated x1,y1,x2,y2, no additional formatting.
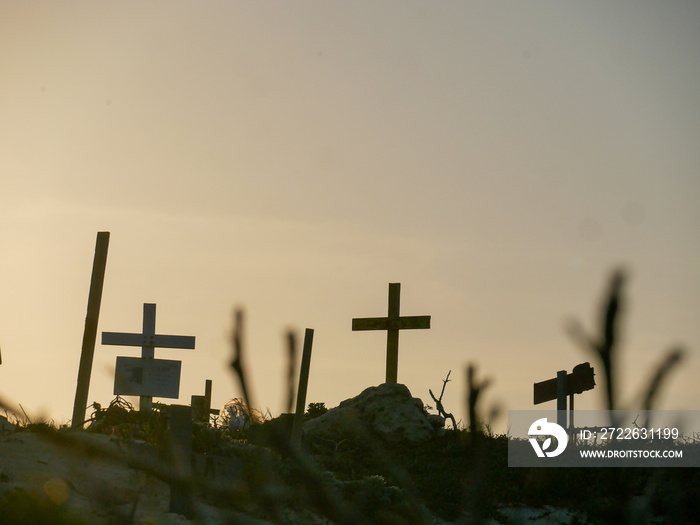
0,430,195,524
0,426,594,525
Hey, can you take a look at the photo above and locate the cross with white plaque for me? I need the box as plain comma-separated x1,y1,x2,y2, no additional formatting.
102,303,195,411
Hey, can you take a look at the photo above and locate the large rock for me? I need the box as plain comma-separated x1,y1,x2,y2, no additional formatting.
303,383,434,443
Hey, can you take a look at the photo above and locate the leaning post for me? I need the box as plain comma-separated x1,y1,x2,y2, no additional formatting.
291,328,314,449
72,231,110,428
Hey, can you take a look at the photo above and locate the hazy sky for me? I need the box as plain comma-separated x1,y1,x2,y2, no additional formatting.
1,2,698,431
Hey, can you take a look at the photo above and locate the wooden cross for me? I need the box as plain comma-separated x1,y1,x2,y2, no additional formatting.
102,303,195,411
533,362,595,430
191,379,219,423
352,283,431,383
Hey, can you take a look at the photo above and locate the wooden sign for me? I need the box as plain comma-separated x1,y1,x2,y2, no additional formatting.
533,362,595,430
533,362,595,405
102,303,195,410
352,283,431,383
114,356,181,398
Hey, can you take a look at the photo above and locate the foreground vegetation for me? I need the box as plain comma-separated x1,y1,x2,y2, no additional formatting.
1,268,697,523
2,398,698,524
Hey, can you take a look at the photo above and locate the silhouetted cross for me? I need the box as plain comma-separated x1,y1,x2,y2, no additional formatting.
102,303,195,410
352,283,431,383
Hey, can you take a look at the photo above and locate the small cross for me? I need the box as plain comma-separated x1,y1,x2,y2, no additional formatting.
352,283,431,383
102,303,195,410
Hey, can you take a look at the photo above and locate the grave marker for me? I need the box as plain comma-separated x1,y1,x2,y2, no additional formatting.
191,379,216,423
533,362,595,430
102,303,195,411
352,283,431,383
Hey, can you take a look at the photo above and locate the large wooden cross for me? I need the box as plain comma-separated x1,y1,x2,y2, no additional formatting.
102,303,195,410
352,283,431,383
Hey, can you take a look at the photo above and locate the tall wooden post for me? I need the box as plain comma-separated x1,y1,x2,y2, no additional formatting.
140,304,156,411
556,370,567,430
569,393,575,430
72,232,110,428
291,328,314,449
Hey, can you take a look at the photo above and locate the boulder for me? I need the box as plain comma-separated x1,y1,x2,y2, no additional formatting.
303,383,434,443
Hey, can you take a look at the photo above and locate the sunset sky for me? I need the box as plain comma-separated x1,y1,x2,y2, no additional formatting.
1,1,698,432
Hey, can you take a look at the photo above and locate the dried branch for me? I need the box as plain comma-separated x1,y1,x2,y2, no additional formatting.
640,346,685,412
229,308,256,420
428,370,457,429
467,364,492,435
566,268,625,410
285,330,297,414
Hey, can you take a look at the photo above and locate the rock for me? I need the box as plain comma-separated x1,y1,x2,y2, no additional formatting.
303,383,435,443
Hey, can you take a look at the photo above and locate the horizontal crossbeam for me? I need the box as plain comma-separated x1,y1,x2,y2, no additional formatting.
533,363,595,405
102,332,195,349
352,316,431,331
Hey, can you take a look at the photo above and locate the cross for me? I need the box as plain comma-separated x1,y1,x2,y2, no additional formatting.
352,283,431,383
102,303,195,410
533,362,595,430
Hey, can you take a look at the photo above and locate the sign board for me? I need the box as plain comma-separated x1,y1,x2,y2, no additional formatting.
114,356,182,399
533,362,595,405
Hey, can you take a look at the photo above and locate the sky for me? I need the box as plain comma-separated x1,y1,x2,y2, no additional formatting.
1,1,699,432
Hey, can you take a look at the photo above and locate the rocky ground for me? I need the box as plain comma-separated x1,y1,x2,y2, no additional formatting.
1,385,695,524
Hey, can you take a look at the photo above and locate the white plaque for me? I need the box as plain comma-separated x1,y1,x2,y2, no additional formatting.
114,357,181,399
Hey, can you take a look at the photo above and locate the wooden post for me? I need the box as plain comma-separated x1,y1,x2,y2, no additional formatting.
140,304,156,411
204,379,212,414
168,405,193,518
72,231,110,428
291,328,314,449
556,370,567,430
191,379,213,423
386,284,400,383
352,283,431,383
569,393,575,431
